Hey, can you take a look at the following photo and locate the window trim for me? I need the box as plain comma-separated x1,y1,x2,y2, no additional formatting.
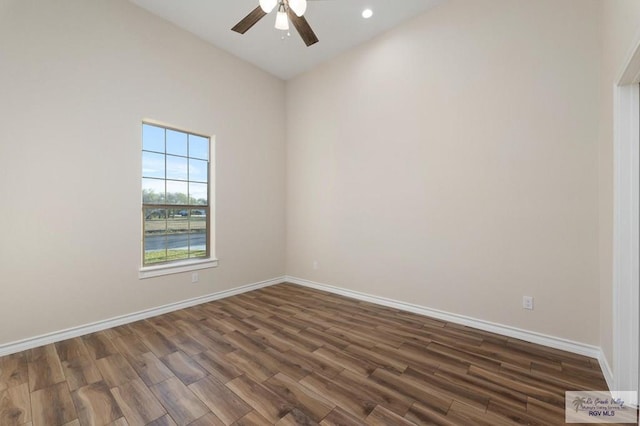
139,257,218,279
139,120,217,278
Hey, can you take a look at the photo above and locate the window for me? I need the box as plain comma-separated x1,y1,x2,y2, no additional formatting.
141,122,211,268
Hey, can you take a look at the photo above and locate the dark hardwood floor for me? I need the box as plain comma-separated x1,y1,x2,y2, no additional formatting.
0,283,618,425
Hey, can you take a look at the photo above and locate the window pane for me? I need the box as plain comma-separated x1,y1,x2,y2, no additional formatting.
166,210,189,262
189,182,208,205
168,226,189,246
166,155,188,181
144,208,166,265
144,208,166,224
142,151,165,179
189,209,207,258
167,129,187,156
144,246,167,264
142,178,165,204
168,208,190,219
167,210,189,255
189,134,209,160
142,124,165,153
166,249,189,262
189,158,208,183
166,180,188,204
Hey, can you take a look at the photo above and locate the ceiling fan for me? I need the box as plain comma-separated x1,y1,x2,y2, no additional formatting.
232,0,319,47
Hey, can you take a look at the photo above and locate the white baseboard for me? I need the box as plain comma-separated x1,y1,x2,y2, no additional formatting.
285,276,603,360
1,274,611,390
598,351,615,391
0,276,285,357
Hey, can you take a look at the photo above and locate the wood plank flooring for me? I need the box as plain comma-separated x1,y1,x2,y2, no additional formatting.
0,283,619,425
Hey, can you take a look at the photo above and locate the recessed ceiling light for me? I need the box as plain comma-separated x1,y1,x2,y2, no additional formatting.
362,8,373,19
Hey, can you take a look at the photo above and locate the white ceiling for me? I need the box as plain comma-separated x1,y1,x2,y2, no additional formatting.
129,0,444,80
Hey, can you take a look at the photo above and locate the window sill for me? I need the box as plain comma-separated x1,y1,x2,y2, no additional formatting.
139,258,219,279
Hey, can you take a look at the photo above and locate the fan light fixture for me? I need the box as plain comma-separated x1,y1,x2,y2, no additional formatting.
261,0,308,26
288,0,307,17
275,4,290,30
259,0,277,13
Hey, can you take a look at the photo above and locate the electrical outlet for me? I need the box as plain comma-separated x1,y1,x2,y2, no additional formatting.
191,272,199,283
523,296,534,310
313,260,319,270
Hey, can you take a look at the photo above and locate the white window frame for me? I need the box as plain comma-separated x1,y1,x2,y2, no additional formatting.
139,120,218,279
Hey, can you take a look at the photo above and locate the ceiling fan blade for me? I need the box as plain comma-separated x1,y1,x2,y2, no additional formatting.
231,6,267,34
287,8,319,47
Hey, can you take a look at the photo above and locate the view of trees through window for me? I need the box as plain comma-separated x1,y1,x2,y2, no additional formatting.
142,123,210,265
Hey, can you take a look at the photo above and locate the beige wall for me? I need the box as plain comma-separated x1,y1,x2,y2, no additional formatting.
1,0,635,358
598,0,640,369
0,0,286,345
286,0,602,344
